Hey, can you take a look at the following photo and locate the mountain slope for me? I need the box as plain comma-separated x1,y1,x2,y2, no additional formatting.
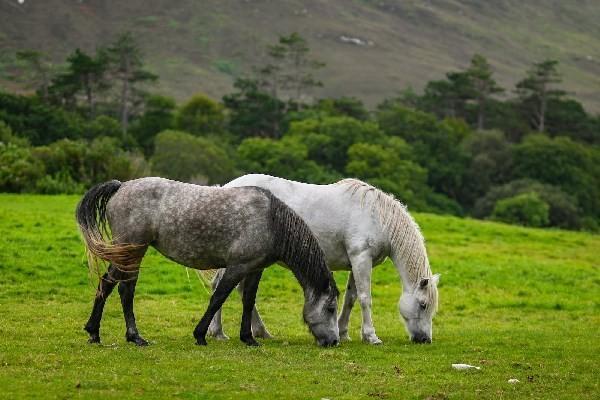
1,0,599,111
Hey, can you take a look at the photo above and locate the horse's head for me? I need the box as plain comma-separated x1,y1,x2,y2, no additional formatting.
399,274,440,343
303,282,340,347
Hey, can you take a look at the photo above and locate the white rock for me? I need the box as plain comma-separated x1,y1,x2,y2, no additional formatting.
452,363,481,370
508,378,520,384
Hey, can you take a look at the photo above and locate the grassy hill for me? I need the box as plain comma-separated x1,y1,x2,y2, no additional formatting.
1,0,599,112
0,194,598,398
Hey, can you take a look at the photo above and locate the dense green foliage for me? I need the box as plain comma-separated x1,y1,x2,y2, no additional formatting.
0,195,598,398
1,33,599,231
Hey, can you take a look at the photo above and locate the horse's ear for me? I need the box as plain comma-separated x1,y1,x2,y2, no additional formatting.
419,278,429,289
431,274,441,285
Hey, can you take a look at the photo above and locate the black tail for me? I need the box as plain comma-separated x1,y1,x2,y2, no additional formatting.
267,191,338,298
76,180,144,272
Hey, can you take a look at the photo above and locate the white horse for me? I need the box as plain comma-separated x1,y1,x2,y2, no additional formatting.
208,174,440,344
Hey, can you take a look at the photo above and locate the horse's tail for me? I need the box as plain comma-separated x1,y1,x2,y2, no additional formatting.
266,191,338,298
76,180,144,277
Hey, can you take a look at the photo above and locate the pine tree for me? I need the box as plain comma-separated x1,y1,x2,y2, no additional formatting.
106,32,157,133
467,54,503,130
15,50,55,101
49,48,109,118
516,60,564,132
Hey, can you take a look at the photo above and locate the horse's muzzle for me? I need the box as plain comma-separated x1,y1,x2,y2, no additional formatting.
317,338,340,347
411,333,431,344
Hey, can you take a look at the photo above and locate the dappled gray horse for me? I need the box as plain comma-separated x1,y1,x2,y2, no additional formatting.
209,175,439,344
76,177,339,347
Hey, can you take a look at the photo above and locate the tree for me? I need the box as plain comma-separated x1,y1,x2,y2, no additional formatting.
176,94,226,136
421,71,473,120
223,78,285,139
0,91,86,145
105,32,158,132
151,130,236,184
129,94,176,155
49,48,110,118
15,50,55,100
257,33,324,104
377,104,472,200
466,54,503,130
313,97,370,121
512,134,599,218
458,130,513,208
516,60,565,132
345,137,429,208
237,136,336,183
287,116,385,172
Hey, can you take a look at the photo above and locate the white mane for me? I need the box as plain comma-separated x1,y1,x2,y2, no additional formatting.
336,178,437,311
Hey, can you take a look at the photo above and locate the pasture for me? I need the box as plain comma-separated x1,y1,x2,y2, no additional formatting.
0,194,598,399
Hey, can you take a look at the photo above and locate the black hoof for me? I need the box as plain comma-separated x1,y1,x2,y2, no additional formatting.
87,335,101,344
241,336,260,347
85,326,101,344
127,334,149,346
195,337,208,346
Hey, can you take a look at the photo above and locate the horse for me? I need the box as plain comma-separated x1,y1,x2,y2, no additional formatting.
76,177,340,347
208,174,440,344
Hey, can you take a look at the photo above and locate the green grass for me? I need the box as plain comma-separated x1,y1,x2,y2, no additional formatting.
0,194,598,399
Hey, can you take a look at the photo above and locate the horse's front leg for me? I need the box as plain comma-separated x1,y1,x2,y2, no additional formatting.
240,270,264,346
338,272,358,341
118,271,148,346
350,252,382,345
194,266,247,346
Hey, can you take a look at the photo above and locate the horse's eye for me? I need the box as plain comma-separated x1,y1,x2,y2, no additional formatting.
327,306,336,314
419,302,427,310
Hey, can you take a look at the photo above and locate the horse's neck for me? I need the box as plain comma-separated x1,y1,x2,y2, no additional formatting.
390,246,429,294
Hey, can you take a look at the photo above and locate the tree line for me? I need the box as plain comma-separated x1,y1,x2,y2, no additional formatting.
1,32,599,231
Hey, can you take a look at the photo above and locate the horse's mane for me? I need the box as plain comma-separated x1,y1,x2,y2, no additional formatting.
335,179,437,311
265,189,338,301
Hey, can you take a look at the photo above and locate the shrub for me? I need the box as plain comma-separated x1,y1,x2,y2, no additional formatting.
0,142,45,192
176,94,226,136
35,170,84,194
491,192,550,227
152,130,236,184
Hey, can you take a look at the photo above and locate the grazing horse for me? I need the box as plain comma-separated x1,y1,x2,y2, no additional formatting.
208,174,440,344
76,177,339,347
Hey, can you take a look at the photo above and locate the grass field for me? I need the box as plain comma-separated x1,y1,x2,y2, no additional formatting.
0,194,598,399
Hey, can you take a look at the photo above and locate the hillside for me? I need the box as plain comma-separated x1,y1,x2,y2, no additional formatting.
1,0,600,111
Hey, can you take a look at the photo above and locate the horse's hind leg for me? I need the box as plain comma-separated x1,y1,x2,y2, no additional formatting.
118,271,148,346
240,270,263,346
194,266,249,346
84,264,119,343
207,269,230,340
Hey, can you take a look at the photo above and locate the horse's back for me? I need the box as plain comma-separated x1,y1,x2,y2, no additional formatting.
107,177,275,269
226,174,388,269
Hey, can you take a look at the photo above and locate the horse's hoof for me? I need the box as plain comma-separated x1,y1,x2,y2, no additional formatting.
362,335,383,345
252,329,273,339
242,338,261,347
208,330,230,340
87,336,101,344
195,337,208,346
127,335,149,346
340,332,352,342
